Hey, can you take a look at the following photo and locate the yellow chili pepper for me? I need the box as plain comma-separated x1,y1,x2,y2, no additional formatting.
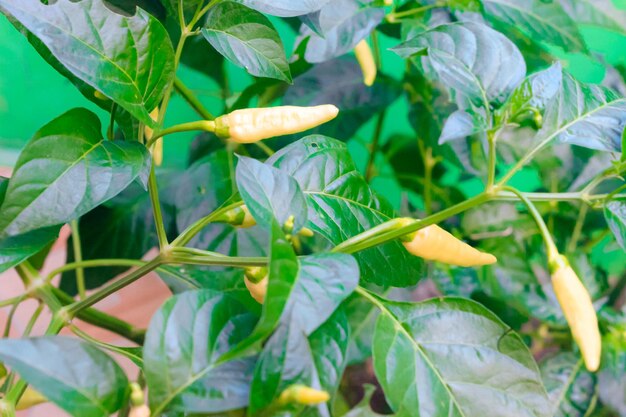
214,105,339,143
129,405,150,417
354,40,376,87
15,387,47,410
278,385,330,406
551,256,601,372
401,221,497,267
244,267,268,304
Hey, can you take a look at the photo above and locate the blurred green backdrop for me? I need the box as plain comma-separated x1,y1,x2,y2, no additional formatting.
1,2,626,169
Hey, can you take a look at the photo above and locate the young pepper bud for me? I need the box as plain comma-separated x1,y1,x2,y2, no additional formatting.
399,219,497,267
550,255,601,372
145,108,162,166
244,267,268,304
128,382,150,417
214,105,339,143
354,40,377,87
278,385,330,406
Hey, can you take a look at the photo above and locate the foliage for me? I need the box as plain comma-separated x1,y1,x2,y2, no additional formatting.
0,0,626,416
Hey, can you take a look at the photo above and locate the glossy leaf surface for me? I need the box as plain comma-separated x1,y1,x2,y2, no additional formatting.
0,0,174,126
0,108,149,237
203,1,292,82
0,337,129,417
373,296,551,417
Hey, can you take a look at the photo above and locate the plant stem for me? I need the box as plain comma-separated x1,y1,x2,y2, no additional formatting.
174,77,215,120
71,325,143,365
0,295,26,309
2,295,26,337
148,120,216,146
46,259,148,281
70,219,86,300
365,111,386,182
333,193,491,254
486,129,498,190
50,287,145,344
171,248,267,267
148,165,169,250
172,201,243,247
386,3,440,21
567,204,588,253
22,302,43,337
502,186,559,262
66,256,164,316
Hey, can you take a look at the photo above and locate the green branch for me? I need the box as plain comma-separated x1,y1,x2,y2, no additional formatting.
174,78,215,120
70,219,86,300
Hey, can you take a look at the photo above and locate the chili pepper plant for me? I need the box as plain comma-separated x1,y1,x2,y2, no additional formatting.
0,0,626,416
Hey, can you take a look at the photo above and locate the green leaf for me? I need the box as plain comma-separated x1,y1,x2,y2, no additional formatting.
439,109,488,144
559,0,626,35
144,289,258,415
284,59,402,141
0,0,175,126
392,21,526,108
541,353,596,417
498,62,563,124
482,0,585,51
289,253,359,335
605,200,626,251
372,295,551,417
302,1,384,63
235,0,331,17
236,155,308,232
598,330,626,416
479,236,565,324
539,70,626,152
202,1,292,82
249,308,349,415
268,135,424,287
0,337,129,417
222,221,300,361
0,108,150,237
0,227,60,274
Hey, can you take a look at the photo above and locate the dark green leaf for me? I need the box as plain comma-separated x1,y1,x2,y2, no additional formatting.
302,1,384,63
288,253,359,335
284,58,402,141
144,289,257,415
497,62,562,125
372,295,551,417
539,70,626,152
181,35,226,85
235,0,331,17
202,1,292,82
0,337,129,417
605,200,626,251
392,21,526,108
0,0,174,126
598,331,626,416
479,236,565,324
249,308,349,415
0,227,60,274
482,0,585,51
268,135,424,287
221,222,299,361
236,155,308,232
439,109,487,143
541,353,596,417
0,108,150,237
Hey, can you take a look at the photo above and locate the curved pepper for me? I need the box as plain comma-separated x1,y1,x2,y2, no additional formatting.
551,256,601,372
354,40,376,87
214,105,339,143
401,221,497,267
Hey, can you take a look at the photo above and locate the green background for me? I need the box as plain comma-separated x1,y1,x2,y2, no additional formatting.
2,3,626,169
